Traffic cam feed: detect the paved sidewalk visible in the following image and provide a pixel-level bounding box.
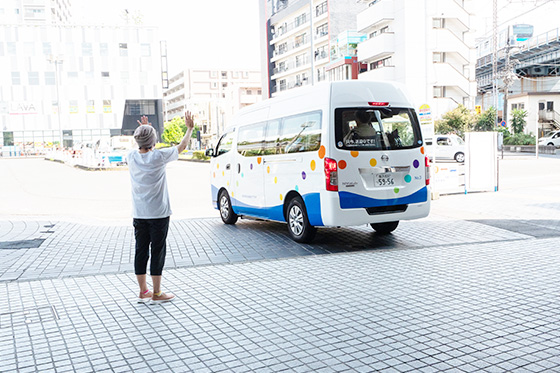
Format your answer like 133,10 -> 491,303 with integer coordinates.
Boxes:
1,237 -> 559,372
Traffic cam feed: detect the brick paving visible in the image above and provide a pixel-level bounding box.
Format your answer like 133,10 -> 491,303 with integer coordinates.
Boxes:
1,237 -> 559,372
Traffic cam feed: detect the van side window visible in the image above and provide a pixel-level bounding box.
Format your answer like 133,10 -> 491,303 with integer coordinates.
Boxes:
280,112 -> 322,154
263,120 -> 281,155
216,131 -> 235,156
237,123 -> 265,157
437,137 -> 451,146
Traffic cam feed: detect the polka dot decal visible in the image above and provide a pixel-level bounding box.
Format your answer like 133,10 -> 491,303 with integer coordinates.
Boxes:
394,188 -> 400,194
302,171 -> 307,180
227,181 -> 230,187
279,194 -> 283,201
241,172 -> 244,178
236,181 -> 239,187
222,171 -> 224,177
267,166 -> 270,174
310,160 -> 316,171
231,191 -> 234,197
351,151 -> 359,158
213,172 -> 215,178
338,160 -> 347,169
413,159 -> 420,168
318,145 -> 326,159
370,158 -> 377,167
257,157 -> 262,164
295,185 -> 299,192
217,163 -> 220,169
274,177 -> 278,184
404,175 -> 412,183
420,147 -> 425,155
250,164 -> 253,170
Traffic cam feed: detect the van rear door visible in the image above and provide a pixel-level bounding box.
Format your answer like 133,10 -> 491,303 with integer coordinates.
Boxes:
331,107 -> 428,209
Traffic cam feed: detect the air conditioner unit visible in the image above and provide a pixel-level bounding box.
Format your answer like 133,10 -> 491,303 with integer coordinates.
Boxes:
529,66 -> 549,76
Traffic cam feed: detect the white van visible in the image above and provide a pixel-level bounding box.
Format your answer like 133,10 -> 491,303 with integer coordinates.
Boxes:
205,81 -> 431,242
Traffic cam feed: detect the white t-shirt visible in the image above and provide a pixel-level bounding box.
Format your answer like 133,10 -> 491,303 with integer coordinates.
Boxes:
128,147 -> 179,219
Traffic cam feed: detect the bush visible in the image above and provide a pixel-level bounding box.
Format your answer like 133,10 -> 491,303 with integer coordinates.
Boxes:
503,133 -> 535,145
435,105 -> 471,137
192,150 -> 209,161
474,107 -> 497,131
511,109 -> 527,135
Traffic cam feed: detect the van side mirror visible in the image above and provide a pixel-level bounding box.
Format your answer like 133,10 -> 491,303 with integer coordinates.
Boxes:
205,148 -> 214,157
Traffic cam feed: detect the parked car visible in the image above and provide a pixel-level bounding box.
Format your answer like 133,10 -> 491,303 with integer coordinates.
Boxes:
425,134 -> 466,163
538,130 -> 560,147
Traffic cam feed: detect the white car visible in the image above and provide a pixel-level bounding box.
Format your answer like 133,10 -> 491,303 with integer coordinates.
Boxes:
538,130 -> 560,147
425,134 -> 466,163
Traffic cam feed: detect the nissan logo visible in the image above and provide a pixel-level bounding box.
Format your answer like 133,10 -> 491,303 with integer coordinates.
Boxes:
381,154 -> 389,162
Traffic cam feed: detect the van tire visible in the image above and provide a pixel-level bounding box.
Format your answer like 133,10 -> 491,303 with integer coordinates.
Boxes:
218,190 -> 238,225
287,197 -> 316,243
454,152 -> 465,163
370,221 -> 399,234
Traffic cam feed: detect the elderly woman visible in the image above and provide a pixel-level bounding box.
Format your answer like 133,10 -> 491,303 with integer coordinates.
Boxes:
129,112 -> 193,304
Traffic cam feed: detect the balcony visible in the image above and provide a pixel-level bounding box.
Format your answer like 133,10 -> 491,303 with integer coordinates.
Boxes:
432,63 -> 470,96
270,14 -> 310,45
358,66 -> 395,82
432,28 -> 471,64
357,0 -> 394,33
357,32 -> 395,62
434,0 -> 469,32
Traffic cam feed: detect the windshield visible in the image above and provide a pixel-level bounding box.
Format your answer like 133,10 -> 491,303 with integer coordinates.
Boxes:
335,107 -> 422,150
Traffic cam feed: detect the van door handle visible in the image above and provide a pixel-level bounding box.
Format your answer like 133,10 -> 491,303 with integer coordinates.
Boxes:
226,164 -> 230,170
237,164 -> 241,173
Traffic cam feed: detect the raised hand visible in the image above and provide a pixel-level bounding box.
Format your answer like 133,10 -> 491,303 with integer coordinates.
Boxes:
184,111 -> 194,130
137,115 -> 152,126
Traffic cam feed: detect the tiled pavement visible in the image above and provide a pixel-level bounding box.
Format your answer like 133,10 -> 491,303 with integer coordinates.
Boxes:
2,216 -> 557,282
1,236 -> 559,372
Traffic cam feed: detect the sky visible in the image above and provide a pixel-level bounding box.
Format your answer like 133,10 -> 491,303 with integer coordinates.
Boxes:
72,0 -> 560,76
73,0 -> 262,75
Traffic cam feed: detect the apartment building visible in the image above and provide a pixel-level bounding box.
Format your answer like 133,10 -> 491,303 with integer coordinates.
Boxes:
259,0 -> 366,97
0,24 -> 164,149
164,69 -> 262,147
356,0 -> 476,120
0,0 -> 73,25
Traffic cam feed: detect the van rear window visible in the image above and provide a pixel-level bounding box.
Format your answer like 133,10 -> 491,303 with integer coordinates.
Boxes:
335,108 -> 422,150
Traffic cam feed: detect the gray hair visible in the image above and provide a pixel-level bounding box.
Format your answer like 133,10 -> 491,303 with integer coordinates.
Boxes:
134,125 -> 157,149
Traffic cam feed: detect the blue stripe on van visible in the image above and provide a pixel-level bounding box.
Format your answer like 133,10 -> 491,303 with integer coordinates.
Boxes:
338,187 -> 428,209
230,193 -> 324,226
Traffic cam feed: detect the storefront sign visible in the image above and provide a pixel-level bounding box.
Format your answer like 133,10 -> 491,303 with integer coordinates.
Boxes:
418,104 -> 434,139
0,101 -> 39,115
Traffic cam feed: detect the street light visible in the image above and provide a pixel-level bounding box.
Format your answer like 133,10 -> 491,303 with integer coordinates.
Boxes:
47,54 -> 64,150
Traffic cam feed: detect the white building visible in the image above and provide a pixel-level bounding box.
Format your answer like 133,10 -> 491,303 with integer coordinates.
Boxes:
259,0 -> 366,98
356,0 -> 477,120
0,0 -> 73,25
163,68 -> 262,147
0,23 -> 164,149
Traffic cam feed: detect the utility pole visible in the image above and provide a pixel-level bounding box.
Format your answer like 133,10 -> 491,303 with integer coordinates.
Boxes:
309,0 -> 315,85
492,0 -> 498,126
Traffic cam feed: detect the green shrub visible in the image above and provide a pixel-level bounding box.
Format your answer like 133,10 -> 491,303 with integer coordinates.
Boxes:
503,133 -> 535,145
192,150 -> 209,161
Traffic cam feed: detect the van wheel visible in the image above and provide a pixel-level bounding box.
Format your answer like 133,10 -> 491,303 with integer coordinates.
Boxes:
287,197 -> 316,243
548,142 -> 554,146
219,190 -> 238,224
370,221 -> 399,234
454,152 -> 465,163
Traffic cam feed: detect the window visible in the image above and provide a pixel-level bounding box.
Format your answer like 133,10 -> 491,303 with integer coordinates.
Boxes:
316,23 -> 328,38
433,52 -> 445,63
547,101 -> 554,111
237,123 -> 265,157
28,72 -> 39,85
335,108 -> 421,150
519,103 -> 525,110
370,56 -> 392,70
103,100 -> 112,113
211,82 -> 218,89
246,90 -> 252,95
263,120 -> 281,155
369,31 -> 377,38
437,137 -> 452,146
69,100 -> 78,114
141,44 -> 151,56
119,43 -> 128,56
316,1 -> 327,16
221,71 -> 227,79
125,100 -> 156,115
43,42 -> 51,56
11,72 -> 21,85
101,71 -> 110,78
295,33 -> 307,47
210,70 -> 217,78
512,103 -> 518,110
215,131 -> 235,156
7,42 -> 16,55
87,100 -> 95,113
82,43 -> 92,56
295,13 -> 307,27
67,72 -> 78,79
433,86 -> 444,98
100,43 -> 108,56
45,72 -> 55,85
380,26 -> 389,34
280,112 -> 322,154
222,82 -> 228,88
433,18 -> 444,28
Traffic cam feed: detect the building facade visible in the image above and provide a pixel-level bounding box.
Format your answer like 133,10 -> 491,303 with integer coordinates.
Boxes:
163,68 -> 262,147
0,0 -> 73,25
259,0 -> 366,98
356,0 -> 476,121
0,23 -> 164,149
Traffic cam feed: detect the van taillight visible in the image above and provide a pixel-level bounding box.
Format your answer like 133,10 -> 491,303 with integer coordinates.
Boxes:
425,156 -> 430,186
324,157 -> 338,192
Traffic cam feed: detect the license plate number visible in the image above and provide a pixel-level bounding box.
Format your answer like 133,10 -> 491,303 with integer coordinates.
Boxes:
375,173 -> 395,187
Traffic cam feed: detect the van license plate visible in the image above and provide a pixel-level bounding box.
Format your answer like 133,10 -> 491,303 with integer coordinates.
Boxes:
375,173 -> 395,187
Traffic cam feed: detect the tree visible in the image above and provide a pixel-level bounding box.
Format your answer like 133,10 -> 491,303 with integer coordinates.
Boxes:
474,107 -> 497,131
435,105 -> 472,137
511,108 -> 527,135
161,116 -> 186,144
